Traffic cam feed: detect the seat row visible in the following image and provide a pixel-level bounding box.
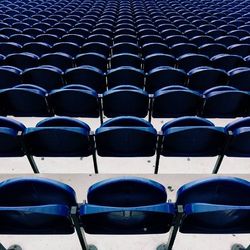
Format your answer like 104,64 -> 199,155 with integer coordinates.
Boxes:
0,176 -> 249,250
1,50 -> 250,73
1,84 -> 250,120
1,65 -> 250,93
1,115 -> 250,174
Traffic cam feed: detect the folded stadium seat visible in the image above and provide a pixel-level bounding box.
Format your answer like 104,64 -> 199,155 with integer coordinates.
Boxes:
141,43 -> 169,57
67,28 -> 90,37
103,85 -> 149,118
23,117 -> 98,173
60,34 -> 85,46
170,43 -> 198,57
190,35 -> 214,47
198,43 -> 228,58
109,53 -> 142,69
228,44 -> 250,58
46,28 -> 66,37
144,53 -> 176,73
23,28 -> 44,37
178,24 -> 197,33
146,66 -> 187,93
75,53 -> 107,72
0,28 -> 21,36
188,66 -> 228,91
80,177 -> 175,237
49,85 -> 100,118
228,67 -> 250,91
228,30 -> 250,39
211,54 -> 244,72
52,42 -> 80,58
139,35 -> 164,46
177,53 -> 210,72
95,116 -> 157,158
238,24 -> 250,32
161,28 -> 182,38
22,42 -> 51,57
113,34 -> 138,44
82,42 -> 110,58
92,28 -> 113,37
0,84 -> 51,116
53,23 -> 72,32
240,36 -> 250,43
43,18 -> 59,26
206,29 -> 227,39
22,66 -> 63,91
162,177 -> 250,250
138,28 -> 159,37
87,34 -> 112,46
9,34 -> 35,46
64,66 -> 106,93
0,43 -> 22,56
39,53 -> 73,72
154,116 -> 227,174
0,177 -> 78,235
5,53 -> 39,70
0,34 -> 8,43
112,42 -> 139,56
0,116 -> 25,157
0,66 -> 22,89
152,86 -> 202,118
183,29 -> 204,39
202,86 -> 249,118
35,34 -> 59,46
107,66 -> 144,89
165,35 -> 189,47
32,23 -> 51,31
22,18 -> 39,26
215,35 -> 240,47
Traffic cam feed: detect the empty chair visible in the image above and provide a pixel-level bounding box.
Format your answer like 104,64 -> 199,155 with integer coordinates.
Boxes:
0,66 -> 22,89
166,35 -> 189,47
164,177 -> 250,250
215,35 -> 239,47
225,117 -> 250,157
0,117 -> 25,157
53,42 -> 80,57
152,86 -> 202,118
0,84 -> 50,116
23,42 -> 51,57
75,53 -> 107,72
95,116 -> 157,157
109,53 -> 142,69
107,66 -> 144,88
141,43 -> 168,57
112,42 -> 139,55
154,116 -> 227,173
80,177 -> 175,234
199,43 -> 227,58
22,66 -> 63,91
228,67 -> 250,91
144,53 -> 176,73
188,66 -> 228,91
9,34 -> 34,45
46,28 -> 66,37
228,44 -> 250,57
61,34 -> 85,46
49,85 -> 100,118
103,85 -> 149,117
170,43 -> 198,57
146,66 -> 187,93
82,42 -> 110,58
5,53 -> 39,70
35,34 -> 59,46
202,86 -> 249,118
177,53 -> 210,72
39,53 -> 73,71
140,35 -> 163,46
23,28 -> 44,37
113,34 -> 138,44
211,54 -> 244,71
0,43 -> 22,56
0,177 -> 77,234
64,66 -> 106,93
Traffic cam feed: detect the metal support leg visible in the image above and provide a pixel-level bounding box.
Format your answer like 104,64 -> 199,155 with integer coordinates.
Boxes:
98,94 -> 103,125
157,206 -> 184,250
148,94 -> 153,123
90,134 -> 98,174
154,133 -> 163,174
71,206 -> 89,250
26,154 -> 40,173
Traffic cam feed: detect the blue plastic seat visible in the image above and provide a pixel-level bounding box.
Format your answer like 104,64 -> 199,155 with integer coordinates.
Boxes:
24,117 -> 93,157
188,66 -> 228,91
0,117 -> 25,157
80,177 -> 175,234
103,85 -> 149,117
228,67 -> 250,91
107,66 -> 144,88
225,117 -> 250,157
0,177 -> 77,234
202,86 -> 249,118
199,43 -> 227,58
49,85 -> 100,118
215,35 -> 239,47
112,42 -> 139,55
114,34 -> 138,44
228,44 -> 250,57
53,42 -> 80,57
142,43 -> 169,57
82,42 -> 110,57
35,34 -> 59,46
64,66 -> 106,93
0,42 -> 22,56
5,53 -> 39,70
61,34 -> 85,46
152,86 -> 202,118
23,42 -> 51,57
109,53 -> 141,69
75,53 -> 107,72
0,84 -> 50,116
96,116 -> 157,157
146,66 -> 187,93
39,53 -> 73,71
0,66 -> 22,89
211,54 -> 244,71
9,34 -> 34,45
